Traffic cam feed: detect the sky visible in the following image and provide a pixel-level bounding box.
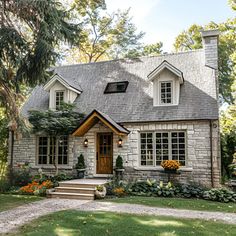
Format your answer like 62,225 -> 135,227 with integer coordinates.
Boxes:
106,0 -> 235,52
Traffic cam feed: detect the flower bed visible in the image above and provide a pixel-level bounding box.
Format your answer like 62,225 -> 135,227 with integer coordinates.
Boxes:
105,179 -> 236,203
19,180 -> 53,196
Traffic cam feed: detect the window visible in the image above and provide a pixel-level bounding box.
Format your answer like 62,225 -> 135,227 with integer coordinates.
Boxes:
140,131 -> 186,166
160,81 -> 172,104
55,91 -> 64,110
37,136 -> 68,165
104,81 -> 129,94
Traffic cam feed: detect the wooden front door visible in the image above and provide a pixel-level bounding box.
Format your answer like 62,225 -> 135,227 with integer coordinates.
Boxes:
96,133 -> 113,174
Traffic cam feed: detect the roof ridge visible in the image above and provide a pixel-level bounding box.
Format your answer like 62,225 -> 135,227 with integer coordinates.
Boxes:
54,49 -> 204,69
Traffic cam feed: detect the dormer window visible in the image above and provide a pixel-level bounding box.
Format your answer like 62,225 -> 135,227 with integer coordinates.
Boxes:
160,81 -> 172,104
147,60 -> 184,106
55,91 -> 64,110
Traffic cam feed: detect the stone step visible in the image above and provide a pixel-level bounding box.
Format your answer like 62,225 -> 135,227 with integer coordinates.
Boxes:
55,186 -> 95,194
59,183 -> 98,189
50,192 -> 94,200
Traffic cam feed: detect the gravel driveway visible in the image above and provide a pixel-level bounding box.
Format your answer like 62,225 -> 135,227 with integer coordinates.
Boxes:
0,199 -> 236,234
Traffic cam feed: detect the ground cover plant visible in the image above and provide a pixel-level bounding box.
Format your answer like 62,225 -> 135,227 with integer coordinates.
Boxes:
105,179 -> 236,203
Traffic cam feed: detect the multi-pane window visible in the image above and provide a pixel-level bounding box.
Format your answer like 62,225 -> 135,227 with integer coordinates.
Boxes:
37,136 -> 68,165
140,131 -> 186,166
160,82 -> 172,104
55,91 -> 64,110
140,133 -> 153,166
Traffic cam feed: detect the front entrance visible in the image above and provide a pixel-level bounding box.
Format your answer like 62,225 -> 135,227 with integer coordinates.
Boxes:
96,133 -> 113,174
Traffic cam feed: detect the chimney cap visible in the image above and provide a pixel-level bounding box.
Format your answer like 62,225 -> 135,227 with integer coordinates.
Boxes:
201,29 -> 220,38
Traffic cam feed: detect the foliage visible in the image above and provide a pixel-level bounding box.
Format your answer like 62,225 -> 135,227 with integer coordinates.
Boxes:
76,154 -> 86,169
29,103 -> 84,136
0,0 -> 79,129
220,107 -> 236,178
156,181 -> 175,197
115,155 -> 124,169
175,184 -> 206,198
113,187 -> 126,197
203,188 -> 236,203
66,0 -> 145,63
33,173 -> 74,188
10,165 -> 32,187
161,160 -> 180,170
96,185 -> 104,192
105,179 -> 236,203
174,19 -> 236,104
19,180 -> 53,196
0,112 -> 8,162
0,179 -> 11,193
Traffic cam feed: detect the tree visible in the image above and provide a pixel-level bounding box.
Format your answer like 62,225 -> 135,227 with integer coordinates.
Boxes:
220,104 -> 236,178
0,0 -> 79,182
124,42 -> 163,58
174,20 -> 236,104
29,103 -> 84,174
65,0 -> 144,63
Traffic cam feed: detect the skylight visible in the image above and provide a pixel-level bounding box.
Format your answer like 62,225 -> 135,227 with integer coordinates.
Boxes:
104,81 -> 129,94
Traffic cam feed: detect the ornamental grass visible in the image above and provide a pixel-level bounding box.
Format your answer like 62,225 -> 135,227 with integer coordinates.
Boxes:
161,160 -> 180,170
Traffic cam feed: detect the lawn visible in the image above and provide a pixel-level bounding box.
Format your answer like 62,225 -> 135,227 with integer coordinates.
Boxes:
0,194 -> 42,212
104,196 -> 236,213
11,210 -> 236,236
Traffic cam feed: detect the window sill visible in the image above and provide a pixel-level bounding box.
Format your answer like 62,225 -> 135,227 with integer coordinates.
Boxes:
32,165 -> 73,170
134,166 -> 193,172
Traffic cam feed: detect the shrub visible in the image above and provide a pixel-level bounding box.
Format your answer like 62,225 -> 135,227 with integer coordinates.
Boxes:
76,154 -> 86,169
11,166 -> 32,187
176,184 -> 206,198
203,188 -> 236,203
129,179 -> 158,196
156,181 -> 175,197
113,187 -> 126,197
0,178 -> 11,193
115,155 -> 124,169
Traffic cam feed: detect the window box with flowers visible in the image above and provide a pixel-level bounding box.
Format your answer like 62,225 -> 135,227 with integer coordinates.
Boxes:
161,160 -> 181,174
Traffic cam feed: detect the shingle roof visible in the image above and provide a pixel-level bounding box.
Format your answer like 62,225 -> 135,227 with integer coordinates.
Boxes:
22,49 -> 219,123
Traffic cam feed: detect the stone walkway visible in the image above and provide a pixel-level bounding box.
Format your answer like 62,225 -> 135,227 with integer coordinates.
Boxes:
0,199 -> 236,234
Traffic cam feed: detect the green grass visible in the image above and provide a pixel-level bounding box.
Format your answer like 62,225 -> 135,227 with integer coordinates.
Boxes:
11,210 -> 236,236
0,194 -> 42,212
104,196 -> 236,213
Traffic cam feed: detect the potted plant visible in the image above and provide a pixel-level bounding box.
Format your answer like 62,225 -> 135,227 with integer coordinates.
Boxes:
95,185 -> 107,199
114,155 -> 125,179
161,160 -> 180,173
75,154 -> 86,179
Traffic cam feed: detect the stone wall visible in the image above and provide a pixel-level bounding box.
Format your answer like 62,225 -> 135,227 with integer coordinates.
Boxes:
9,119 -> 220,187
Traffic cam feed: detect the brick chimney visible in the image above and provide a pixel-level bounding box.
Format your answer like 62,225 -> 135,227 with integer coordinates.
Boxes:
201,29 -> 220,70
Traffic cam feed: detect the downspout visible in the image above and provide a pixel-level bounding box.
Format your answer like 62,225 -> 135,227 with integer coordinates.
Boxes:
209,120 -> 214,187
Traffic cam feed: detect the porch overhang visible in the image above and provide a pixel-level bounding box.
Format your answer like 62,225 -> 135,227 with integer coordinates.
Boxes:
72,110 -> 130,136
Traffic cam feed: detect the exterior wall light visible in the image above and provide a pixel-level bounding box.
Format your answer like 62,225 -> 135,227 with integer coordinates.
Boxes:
118,138 -> 123,147
84,139 -> 88,147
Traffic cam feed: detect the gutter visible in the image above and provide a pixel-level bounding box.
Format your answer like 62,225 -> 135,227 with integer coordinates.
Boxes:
209,120 -> 214,187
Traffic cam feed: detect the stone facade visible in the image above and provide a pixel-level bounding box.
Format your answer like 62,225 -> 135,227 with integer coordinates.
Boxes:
10,119 -> 220,187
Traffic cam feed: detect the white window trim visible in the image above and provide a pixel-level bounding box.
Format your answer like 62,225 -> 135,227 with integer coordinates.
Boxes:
159,81 -> 173,105
55,90 -> 65,110
139,130 -> 187,167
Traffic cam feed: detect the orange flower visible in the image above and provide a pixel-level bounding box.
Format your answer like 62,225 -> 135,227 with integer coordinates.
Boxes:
161,160 -> 180,170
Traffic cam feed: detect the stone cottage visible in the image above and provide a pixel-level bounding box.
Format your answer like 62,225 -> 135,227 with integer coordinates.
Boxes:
10,30 -> 221,188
